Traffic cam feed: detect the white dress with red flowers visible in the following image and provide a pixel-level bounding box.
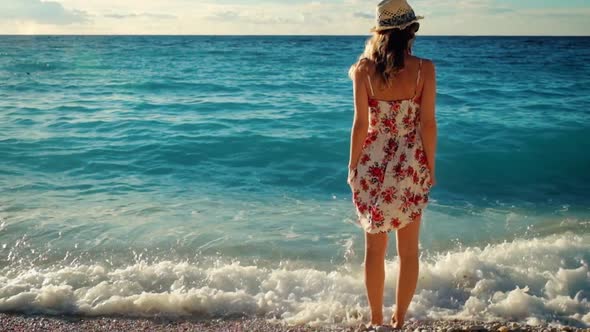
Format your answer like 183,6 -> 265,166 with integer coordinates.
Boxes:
348,59 -> 433,233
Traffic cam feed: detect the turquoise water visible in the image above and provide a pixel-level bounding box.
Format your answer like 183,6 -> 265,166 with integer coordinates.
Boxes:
0,36 -> 589,327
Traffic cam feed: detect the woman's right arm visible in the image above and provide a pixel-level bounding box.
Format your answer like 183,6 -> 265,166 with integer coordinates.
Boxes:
348,66 -> 370,177
419,60 -> 438,186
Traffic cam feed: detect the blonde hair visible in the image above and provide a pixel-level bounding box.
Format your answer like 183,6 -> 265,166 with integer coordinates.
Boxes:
349,23 -> 419,84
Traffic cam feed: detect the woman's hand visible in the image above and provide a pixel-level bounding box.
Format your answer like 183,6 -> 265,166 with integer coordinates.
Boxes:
428,167 -> 436,187
347,165 -> 357,185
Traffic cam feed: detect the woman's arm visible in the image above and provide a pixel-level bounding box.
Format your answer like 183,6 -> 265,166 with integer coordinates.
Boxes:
419,60 -> 437,186
348,66 -> 370,174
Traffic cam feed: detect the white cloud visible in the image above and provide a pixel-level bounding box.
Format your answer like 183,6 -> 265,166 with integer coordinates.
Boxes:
0,0 -> 587,35
0,0 -> 88,25
353,12 -> 374,19
103,13 -> 176,20
205,10 -> 306,25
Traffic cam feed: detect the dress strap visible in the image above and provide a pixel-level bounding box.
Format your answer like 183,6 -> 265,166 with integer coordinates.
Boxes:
366,74 -> 375,97
413,59 -> 423,98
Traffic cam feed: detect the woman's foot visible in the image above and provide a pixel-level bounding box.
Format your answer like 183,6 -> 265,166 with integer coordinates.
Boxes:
357,323 -> 376,332
357,323 -> 394,332
390,315 -> 403,329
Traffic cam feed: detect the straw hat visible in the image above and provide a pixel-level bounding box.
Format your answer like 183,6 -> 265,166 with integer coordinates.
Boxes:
370,0 -> 424,32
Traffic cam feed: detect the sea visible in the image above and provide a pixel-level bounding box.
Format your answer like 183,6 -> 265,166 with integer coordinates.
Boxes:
0,36 -> 589,328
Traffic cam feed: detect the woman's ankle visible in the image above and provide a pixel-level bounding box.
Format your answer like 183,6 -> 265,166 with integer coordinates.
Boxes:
370,312 -> 384,325
391,312 -> 404,328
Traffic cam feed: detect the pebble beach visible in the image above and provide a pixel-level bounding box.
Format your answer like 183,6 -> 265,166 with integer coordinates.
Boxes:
1,314 -> 588,332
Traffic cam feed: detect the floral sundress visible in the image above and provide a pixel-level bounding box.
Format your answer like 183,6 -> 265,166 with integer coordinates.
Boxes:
348,59 -> 433,233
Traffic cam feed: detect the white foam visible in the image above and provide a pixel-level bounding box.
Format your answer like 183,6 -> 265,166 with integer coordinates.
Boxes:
0,232 -> 588,328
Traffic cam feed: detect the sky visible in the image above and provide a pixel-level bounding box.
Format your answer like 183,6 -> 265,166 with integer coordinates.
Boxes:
0,0 -> 588,36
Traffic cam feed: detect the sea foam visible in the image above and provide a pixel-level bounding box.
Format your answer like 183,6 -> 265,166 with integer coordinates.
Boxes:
1,232 -> 588,328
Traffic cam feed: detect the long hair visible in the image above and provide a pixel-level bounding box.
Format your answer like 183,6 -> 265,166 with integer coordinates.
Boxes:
349,23 -> 419,84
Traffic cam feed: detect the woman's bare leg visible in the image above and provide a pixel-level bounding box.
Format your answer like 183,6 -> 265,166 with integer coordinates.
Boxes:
392,216 -> 421,328
364,231 -> 388,326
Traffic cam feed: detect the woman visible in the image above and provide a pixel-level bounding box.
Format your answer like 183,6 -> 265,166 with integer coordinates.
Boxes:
347,0 -> 437,330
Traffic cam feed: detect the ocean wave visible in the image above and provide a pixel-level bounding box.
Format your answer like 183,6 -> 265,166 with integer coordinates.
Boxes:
1,233 -> 588,327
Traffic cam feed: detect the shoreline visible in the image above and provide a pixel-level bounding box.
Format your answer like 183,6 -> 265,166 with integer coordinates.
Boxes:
0,313 -> 586,332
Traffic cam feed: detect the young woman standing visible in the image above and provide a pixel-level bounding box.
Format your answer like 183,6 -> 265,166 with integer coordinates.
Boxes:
347,0 -> 437,330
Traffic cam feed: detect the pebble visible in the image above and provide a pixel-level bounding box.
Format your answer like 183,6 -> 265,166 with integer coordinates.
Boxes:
0,314 -> 588,332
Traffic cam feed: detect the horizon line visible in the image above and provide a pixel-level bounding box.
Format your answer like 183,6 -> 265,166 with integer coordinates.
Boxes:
0,34 -> 589,37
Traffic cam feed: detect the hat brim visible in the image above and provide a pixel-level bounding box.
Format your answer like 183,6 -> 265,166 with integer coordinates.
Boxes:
370,16 -> 424,32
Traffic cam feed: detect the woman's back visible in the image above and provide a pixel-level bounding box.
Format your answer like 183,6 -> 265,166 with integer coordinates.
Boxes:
363,56 -> 425,102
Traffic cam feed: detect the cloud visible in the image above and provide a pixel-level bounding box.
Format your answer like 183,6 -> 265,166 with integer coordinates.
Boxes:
520,7 -> 590,18
202,2 -> 338,28
353,12 -> 373,19
103,12 -> 176,20
0,0 -> 587,35
0,0 -> 88,25
205,10 -> 305,25
413,0 -> 514,16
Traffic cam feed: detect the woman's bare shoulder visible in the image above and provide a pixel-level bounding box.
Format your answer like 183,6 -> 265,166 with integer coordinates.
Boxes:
411,56 -> 435,78
353,58 -> 376,77
409,55 -> 433,66
417,57 -> 435,70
